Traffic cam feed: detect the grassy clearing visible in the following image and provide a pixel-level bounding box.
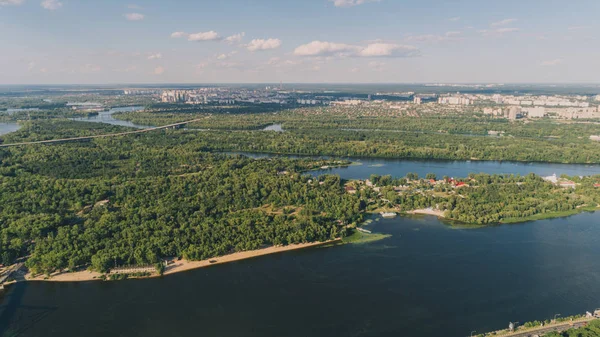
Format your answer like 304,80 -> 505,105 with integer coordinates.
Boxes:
342,230 -> 391,244
500,206 -> 598,224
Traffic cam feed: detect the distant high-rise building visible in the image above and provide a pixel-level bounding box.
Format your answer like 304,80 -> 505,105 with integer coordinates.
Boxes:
413,97 -> 422,105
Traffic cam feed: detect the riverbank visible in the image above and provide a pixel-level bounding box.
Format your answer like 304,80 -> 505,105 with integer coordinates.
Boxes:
23,240 -> 340,283
406,208 -> 446,218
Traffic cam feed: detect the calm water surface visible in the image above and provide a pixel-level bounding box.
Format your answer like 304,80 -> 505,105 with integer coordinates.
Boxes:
71,106 -> 150,129
0,123 -> 21,136
2,213 -> 600,337
233,152 -> 600,179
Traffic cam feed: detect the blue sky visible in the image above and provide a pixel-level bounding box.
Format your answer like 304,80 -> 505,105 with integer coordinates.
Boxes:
1,0 -> 599,84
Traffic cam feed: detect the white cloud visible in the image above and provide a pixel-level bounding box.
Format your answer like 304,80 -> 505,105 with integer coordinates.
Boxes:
41,0 -> 62,10
293,41 -> 357,56
267,57 -> 302,68
330,0 -> 378,7
358,43 -> 419,57
216,51 -> 238,60
445,31 -> 461,37
224,32 -> 245,44
541,59 -> 562,66
479,28 -> 520,36
448,17 -> 461,22
495,27 -> 519,33
171,31 -> 187,39
246,38 -> 282,51
0,0 -> 23,6
567,26 -> 588,31
127,4 -> 141,9
491,18 -> 517,27
294,40 -> 419,58
153,66 -> 165,75
147,53 -> 162,60
125,13 -> 145,21
188,31 -> 221,41
27,61 -> 36,71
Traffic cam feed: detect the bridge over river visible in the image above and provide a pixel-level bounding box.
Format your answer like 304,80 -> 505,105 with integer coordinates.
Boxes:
0,118 -> 203,148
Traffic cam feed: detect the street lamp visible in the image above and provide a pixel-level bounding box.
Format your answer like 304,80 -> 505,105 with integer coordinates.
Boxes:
470,331 -> 476,337
554,314 -> 561,323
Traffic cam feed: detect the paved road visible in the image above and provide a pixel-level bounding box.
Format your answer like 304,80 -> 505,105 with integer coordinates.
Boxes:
499,319 -> 596,337
0,118 -> 203,148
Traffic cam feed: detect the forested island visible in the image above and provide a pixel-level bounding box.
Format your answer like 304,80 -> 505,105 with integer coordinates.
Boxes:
109,105 -> 600,164
1,118 -> 600,281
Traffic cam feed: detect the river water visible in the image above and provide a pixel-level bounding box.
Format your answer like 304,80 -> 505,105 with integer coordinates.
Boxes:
2,212 -> 600,337
70,106 -> 150,129
232,152 -> 600,179
0,123 -> 21,136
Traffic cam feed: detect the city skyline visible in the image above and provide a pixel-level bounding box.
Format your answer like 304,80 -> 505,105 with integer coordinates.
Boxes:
1,0 -> 599,84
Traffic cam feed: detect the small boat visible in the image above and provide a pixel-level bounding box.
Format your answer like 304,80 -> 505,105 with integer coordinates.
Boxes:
357,228 -> 372,234
380,212 -> 397,218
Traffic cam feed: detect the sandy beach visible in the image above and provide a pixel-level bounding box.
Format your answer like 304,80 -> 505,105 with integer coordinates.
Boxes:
407,208 -> 446,217
24,240 -> 339,283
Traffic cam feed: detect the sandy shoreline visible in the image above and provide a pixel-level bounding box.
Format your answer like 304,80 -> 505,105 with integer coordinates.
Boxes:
24,240 -> 340,283
407,208 -> 446,217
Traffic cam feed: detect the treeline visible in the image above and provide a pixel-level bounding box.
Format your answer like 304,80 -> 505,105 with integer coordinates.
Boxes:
184,128 -> 600,164
112,106 -> 600,140
361,173 -> 600,224
0,121 -> 364,274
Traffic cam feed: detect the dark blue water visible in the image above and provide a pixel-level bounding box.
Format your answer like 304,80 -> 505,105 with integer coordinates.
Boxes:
2,213 -> 600,337
232,152 -> 600,179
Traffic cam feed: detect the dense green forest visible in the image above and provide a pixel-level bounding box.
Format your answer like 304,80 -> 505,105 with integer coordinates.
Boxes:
0,121 -> 363,275
2,118 -> 600,276
108,106 -> 600,164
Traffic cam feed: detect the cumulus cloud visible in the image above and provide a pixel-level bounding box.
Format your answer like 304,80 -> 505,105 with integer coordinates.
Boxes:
41,0 -> 62,10
0,0 -> 23,6
293,41 -> 357,56
224,32 -> 245,44
491,18 -> 517,27
358,43 -> 419,57
125,13 -> 145,21
170,31 -> 187,39
294,40 -> 419,58
541,59 -> 562,66
153,66 -> 165,75
246,38 -> 282,51
188,31 -> 221,41
330,0 -> 378,7
147,53 -> 162,60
